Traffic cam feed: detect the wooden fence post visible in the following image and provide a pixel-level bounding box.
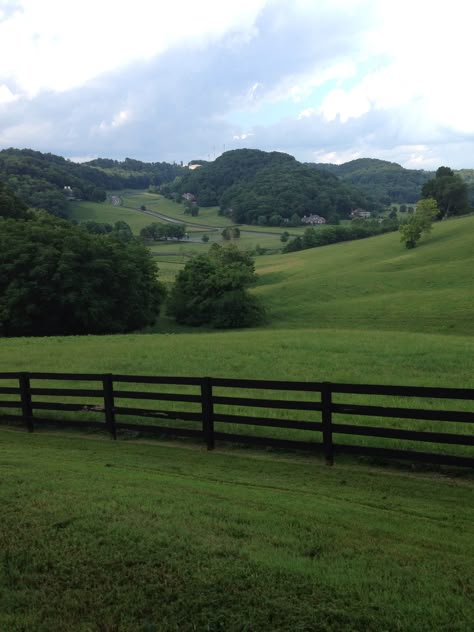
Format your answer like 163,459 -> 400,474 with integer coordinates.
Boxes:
19,373 -> 34,433
201,377 -> 215,450
103,374 -> 117,440
321,382 -> 334,465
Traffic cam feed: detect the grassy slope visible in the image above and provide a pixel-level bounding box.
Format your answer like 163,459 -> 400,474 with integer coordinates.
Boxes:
67,192 -> 305,257
256,214 -> 474,336
1,429 -> 473,632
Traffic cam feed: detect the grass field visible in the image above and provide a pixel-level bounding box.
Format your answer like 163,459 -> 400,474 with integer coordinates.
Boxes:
1,428 -> 473,631
1,206 -> 473,630
255,213 -> 474,336
66,191 -> 307,270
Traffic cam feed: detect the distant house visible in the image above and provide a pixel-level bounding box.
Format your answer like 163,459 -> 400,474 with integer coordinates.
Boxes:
301,214 -> 327,225
188,164 -> 202,170
182,193 -> 196,202
63,186 -> 75,200
351,208 -> 371,219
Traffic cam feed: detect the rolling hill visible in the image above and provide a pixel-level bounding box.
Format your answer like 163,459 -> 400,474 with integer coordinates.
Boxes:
172,148 -> 374,224
311,158 -> 431,205
256,213 -> 474,336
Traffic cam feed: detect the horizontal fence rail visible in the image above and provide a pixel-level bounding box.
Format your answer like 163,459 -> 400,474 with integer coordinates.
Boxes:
0,372 -> 473,468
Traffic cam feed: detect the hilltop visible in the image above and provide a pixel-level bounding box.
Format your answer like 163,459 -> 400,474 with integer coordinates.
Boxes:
171,148 -> 374,224
311,158 -> 431,205
312,157 -> 474,208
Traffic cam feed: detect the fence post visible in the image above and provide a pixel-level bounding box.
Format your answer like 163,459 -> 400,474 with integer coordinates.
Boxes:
103,374 -> 117,440
321,382 -> 334,465
19,373 -> 34,433
201,377 -> 215,450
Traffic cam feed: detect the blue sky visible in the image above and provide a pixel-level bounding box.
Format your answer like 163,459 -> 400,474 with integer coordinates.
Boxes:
1,0 -> 473,168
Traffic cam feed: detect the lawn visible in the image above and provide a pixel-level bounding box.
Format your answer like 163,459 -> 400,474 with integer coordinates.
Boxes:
0,428 -> 472,631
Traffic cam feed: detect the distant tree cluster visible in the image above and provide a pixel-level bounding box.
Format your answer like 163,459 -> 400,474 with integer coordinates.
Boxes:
421,167 -> 469,218
222,226 -> 240,240
312,158 -> 431,206
80,220 -> 134,242
139,222 -> 186,241
167,244 -> 266,328
283,219 -> 399,253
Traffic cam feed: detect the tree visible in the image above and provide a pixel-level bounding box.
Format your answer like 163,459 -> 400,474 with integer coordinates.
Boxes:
167,244 -> 265,328
0,180 -> 29,219
222,227 -> 240,240
422,167 -> 469,218
399,198 -> 439,248
0,216 -> 165,336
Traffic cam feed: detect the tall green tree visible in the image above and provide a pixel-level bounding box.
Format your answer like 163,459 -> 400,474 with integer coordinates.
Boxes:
167,244 -> 265,328
421,167 -> 469,218
399,198 -> 439,248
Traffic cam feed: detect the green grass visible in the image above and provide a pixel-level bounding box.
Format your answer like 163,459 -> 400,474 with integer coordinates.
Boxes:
1,428 -> 473,631
255,214 -> 474,336
67,199 -> 156,234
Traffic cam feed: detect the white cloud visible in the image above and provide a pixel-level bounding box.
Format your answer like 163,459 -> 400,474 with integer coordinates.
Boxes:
233,133 -> 254,140
0,0 -> 473,169
0,0 -> 268,96
0,84 -> 18,104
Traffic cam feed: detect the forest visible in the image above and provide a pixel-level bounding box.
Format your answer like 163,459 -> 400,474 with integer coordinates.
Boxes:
170,149 -> 374,224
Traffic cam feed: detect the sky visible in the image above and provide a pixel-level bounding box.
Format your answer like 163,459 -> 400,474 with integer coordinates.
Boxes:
1,0 -> 473,169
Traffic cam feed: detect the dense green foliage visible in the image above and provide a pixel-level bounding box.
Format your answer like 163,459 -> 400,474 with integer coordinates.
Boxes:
312,158 -> 431,205
0,215 -> 165,336
0,180 -> 29,220
172,149 -> 373,224
79,219 -> 134,242
0,148 -> 110,216
167,244 -> 265,328
422,166 -> 470,218
283,218 -> 398,252
84,156 -> 184,188
0,148 -> 183,217
399,198 -> 439,248
139,222 -> 186,241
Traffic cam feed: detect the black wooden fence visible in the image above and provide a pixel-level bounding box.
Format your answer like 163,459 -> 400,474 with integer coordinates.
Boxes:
1,372 -> 473,468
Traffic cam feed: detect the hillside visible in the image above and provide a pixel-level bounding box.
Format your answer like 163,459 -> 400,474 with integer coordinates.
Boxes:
0,149 -> 182,216
172,148 -> 374,224
311,158 -> 431,205
255,213 -> 474,336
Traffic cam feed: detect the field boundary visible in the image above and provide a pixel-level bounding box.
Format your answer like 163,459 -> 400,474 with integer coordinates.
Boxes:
1,372 -> 473,468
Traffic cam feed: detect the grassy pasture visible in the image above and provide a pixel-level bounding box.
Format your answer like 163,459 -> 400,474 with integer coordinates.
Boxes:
67,199 -> 154,235
1,327 -> 473,458
255,213 -> 474,336
1,214 -> 473,455
0,428 -> 473,631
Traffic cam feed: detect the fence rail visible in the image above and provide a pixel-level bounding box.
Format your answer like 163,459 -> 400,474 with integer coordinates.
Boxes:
0,372 -> 473,468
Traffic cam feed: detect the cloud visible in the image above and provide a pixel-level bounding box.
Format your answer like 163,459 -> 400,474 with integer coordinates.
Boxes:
0,0 -> 473,169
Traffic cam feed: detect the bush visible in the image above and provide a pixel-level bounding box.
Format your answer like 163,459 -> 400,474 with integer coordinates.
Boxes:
167,244 -> 265,328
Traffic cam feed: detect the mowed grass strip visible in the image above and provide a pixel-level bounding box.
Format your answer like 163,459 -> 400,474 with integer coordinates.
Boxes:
0,428 -> 473,632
